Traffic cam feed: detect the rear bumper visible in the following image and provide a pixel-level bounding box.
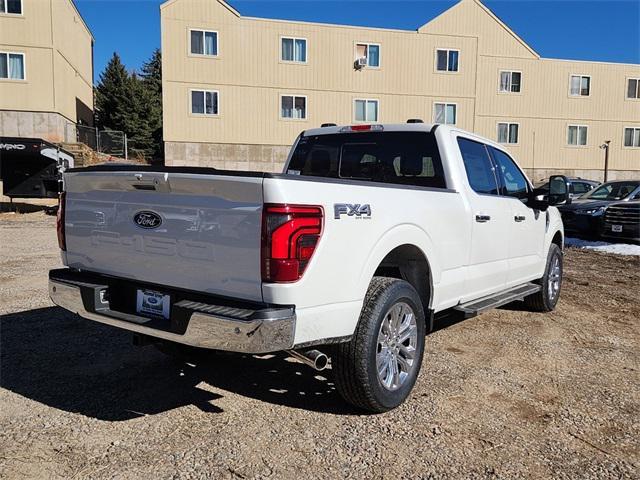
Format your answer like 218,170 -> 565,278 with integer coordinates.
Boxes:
49,269 -> 296,354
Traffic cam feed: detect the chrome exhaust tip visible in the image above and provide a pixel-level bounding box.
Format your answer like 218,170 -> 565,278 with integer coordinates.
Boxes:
287,349 -> 329,371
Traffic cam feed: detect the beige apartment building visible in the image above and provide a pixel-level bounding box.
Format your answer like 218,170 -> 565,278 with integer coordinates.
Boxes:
0,0 -> 94,143
161,0 -> 640,180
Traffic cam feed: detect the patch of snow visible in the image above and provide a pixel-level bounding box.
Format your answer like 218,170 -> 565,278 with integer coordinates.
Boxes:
565,237 -> 640,256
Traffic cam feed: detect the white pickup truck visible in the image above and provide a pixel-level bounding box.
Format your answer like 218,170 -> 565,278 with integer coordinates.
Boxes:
50,123 -> 570,412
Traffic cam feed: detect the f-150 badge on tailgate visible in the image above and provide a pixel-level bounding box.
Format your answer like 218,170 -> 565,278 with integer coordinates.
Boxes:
334,204 -> 372,220
133,211 -> 163,229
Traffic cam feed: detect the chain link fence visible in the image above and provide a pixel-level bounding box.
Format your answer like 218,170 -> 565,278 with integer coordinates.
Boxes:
98,130 -> 127,158
65,123 -> 128,159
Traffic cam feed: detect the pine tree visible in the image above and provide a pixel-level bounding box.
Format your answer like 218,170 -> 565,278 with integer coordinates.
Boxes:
126,72 -> 155,158
94,50 -> 164,162
94,53 -> 131,132
140,49 -> 163,161
141,49 -> 162,98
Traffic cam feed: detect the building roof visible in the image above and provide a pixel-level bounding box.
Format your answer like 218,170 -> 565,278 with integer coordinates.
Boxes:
418,0 -> 539,58
160,0 -> 640,65
160,0 -> 239,17
161,0 -> 537,52
70,0 -> 95,42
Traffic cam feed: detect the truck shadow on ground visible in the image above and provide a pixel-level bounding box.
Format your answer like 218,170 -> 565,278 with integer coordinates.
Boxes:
0,307 -> 356,421
0,202 -> 56,214
430,299 -> 542,332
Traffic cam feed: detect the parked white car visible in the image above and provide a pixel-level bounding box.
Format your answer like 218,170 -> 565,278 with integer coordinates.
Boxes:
50,123 -> 568,412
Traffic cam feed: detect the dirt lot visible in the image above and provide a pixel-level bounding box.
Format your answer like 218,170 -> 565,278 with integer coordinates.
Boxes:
1,211 -> 638,479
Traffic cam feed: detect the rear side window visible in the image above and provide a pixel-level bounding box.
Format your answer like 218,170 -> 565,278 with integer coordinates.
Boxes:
287,132 -> 446,188
457,137 -> 499,195
489,147 -> 529,199
572,182 -> 590,195
587,182 -> 640,200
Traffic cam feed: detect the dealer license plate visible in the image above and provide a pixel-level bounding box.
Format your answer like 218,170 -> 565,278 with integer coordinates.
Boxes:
136,289 -> 170,319
612,225 -> 623,233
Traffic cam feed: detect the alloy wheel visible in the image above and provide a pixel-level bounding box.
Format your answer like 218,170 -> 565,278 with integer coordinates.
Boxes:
376,302 -> 418,391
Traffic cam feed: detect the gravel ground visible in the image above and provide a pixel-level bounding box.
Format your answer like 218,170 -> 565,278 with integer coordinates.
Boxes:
1,211 -> 638,479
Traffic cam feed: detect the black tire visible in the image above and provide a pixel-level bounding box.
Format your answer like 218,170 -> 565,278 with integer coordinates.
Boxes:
332,277 -> 426,413
525,243 -> 563,312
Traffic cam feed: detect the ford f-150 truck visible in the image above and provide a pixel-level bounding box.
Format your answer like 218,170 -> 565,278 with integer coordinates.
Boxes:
49,123 -> 570,412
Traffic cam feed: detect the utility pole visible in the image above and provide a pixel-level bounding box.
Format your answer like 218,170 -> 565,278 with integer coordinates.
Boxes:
600,141 -> 611,182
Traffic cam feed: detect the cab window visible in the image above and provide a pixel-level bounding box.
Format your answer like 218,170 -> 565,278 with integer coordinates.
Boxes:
489,147 -> 529,199
457,137 -> 500,195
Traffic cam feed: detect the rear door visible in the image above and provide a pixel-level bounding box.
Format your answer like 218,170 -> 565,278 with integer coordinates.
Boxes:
63,169 -> 265,302
457,137 -> 510,300
489,147 -> 545,285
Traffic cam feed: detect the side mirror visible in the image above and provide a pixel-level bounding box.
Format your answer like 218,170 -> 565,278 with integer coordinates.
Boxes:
548,175 -> 571,206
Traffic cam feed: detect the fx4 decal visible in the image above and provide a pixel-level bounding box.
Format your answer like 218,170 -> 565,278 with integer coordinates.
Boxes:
334,204 -> 372,220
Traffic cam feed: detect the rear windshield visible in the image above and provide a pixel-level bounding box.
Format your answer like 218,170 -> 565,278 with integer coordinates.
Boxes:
287,131 -> 447,189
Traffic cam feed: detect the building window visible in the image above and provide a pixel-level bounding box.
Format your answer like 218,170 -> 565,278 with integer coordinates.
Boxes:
567,125 -> 588,146
281,95 -> 306,119
354,99 -> 378,122
627,78 -> 640,99
355,43 -> 380,67
624,127 -> 640,147
436,49 -> 459,72
190,30 -> 218,56
434,103 -> 456,125
497,123 -> 519,144
569,75 -> 590,96
191,90 -> 219,115
499,71 -> 521,93
0,0 -> 22,14
281,37 -> 306,63
0,52 -> 25,80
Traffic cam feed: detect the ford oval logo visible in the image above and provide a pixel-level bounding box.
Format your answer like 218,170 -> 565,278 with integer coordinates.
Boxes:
134,211 -> 162,229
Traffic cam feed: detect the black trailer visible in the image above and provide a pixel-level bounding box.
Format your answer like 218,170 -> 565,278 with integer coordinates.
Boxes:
0,137 -> 74,199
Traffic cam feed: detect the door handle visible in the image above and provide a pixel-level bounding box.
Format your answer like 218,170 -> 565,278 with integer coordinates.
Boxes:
475,214 -> 491,223
514,215 -> 526,222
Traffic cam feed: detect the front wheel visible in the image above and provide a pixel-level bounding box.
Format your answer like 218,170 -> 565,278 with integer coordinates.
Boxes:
525,243 -> 563,312
332,277 -> 426,413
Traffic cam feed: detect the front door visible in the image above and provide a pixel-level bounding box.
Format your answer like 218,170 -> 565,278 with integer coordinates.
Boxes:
507,199 -> 546,284
489,146 -> 545,285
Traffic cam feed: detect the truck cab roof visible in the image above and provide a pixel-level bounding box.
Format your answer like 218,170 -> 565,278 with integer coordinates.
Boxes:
301,123 -> 507,152
303,122 -> 439,137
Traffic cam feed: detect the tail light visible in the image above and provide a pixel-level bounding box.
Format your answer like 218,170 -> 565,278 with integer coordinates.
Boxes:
56,192 -> 66,251
340,124 -> 384,132
262,204 -> 323,282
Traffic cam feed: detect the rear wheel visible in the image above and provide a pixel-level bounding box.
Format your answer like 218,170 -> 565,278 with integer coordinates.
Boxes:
332,277 -> 426,413
525,243 -> 563,312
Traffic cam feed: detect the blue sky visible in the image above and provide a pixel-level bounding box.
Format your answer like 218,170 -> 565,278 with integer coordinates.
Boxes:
76,0 -> 640,81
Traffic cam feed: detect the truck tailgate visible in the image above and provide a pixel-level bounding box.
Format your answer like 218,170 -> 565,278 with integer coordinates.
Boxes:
63,169 -> 265,302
